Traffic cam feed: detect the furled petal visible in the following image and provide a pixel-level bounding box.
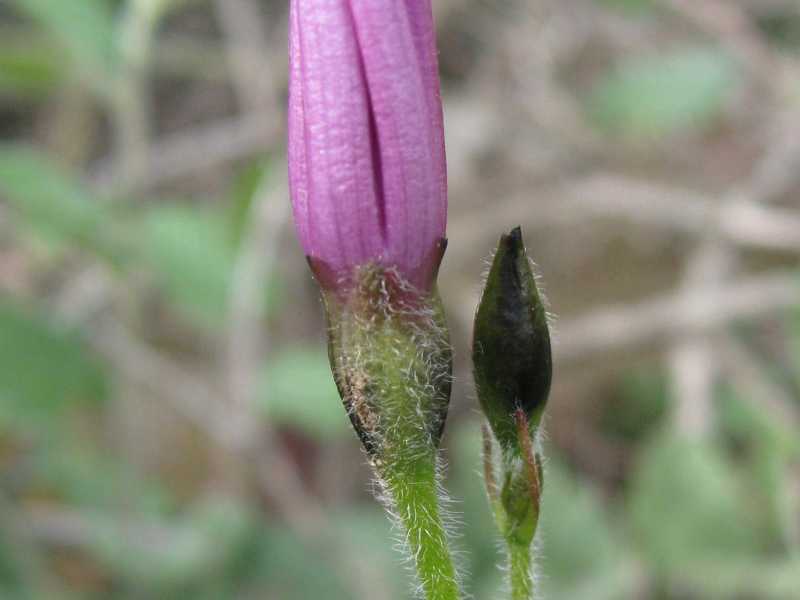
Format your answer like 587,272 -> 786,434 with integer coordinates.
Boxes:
288,0 -> 383,274
288,0 -> 447,292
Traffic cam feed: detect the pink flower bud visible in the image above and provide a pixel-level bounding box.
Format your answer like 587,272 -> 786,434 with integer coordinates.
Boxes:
288,0 -> 447,294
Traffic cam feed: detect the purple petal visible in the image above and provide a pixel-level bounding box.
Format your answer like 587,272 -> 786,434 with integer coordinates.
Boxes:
289,0 -> 383,273
288,0 -> 447,291
405,0 -> 448,245
349,0 -> 447,280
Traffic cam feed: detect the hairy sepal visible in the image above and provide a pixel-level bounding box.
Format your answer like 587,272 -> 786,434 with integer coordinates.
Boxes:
323,262 -> 452,463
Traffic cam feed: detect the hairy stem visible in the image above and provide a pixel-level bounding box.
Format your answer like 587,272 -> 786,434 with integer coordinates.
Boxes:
385,457 -> 460,600
323,268 -> 459,599
509,542 -> 533,600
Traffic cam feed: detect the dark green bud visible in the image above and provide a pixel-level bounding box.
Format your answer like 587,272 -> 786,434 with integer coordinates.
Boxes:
472,226 -> 552,453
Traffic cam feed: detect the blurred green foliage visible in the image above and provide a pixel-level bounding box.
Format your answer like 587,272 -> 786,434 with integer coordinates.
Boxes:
14,0 -> 115,63
0,147 -> 122,258
258,348 -> 349,439
140,205 -> 237,326
0,299 -> 108,436
588,47 -> 737,138
757,9 -> 800,53
0,35 -> 64,98
599,0 -> 655,16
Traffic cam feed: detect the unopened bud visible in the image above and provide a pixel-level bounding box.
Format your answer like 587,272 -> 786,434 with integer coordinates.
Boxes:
472,226 -> 552,454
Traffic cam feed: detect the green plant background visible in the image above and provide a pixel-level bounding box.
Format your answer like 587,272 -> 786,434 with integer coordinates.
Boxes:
1,0 -> 800,598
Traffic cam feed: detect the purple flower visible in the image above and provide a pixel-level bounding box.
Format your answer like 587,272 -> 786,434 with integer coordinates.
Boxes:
288,0 -> 447,294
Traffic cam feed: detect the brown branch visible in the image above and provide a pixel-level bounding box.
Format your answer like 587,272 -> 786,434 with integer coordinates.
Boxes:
554,270 -> 799,364
452,175 -> 800,255
90,113 -> 280,192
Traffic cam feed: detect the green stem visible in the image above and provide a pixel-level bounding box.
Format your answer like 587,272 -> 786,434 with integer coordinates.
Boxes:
509,542 -> 534,600
324,270 -> 459,599
386,457 -> 460,600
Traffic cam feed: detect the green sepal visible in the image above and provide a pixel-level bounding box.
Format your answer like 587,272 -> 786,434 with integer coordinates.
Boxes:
486,412 -> 543,549
321,262 -> 452,461
498,454 -> 541,547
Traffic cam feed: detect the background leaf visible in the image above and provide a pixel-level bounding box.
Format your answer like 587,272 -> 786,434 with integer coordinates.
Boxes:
629,433 -> 760,576
8,0 -> 116,77
258,349 -> 348,438
0,299 -> 108,435
0,146 -> 123,260
588,47 -> 737,137
0,35 -> 63,97
539,460 -> 624,598
137,205 -> 235,328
